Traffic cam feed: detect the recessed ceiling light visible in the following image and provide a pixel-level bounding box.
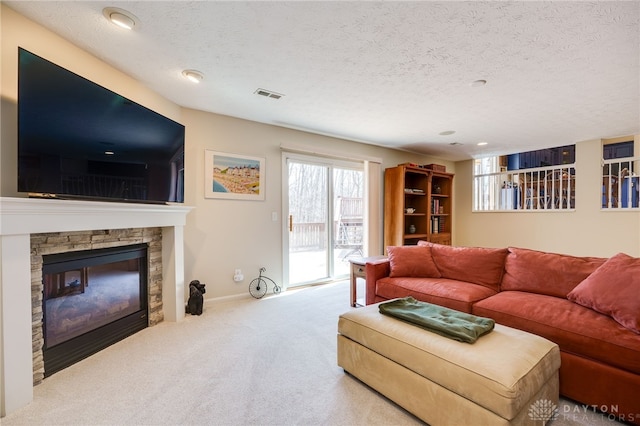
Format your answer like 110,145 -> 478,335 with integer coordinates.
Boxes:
104,151 -> 115,155
477,142 -> 488,146
182,70 -> 204,83
103,7 -> 139,30
439,130 -> 456,136
470,79 -> 487,87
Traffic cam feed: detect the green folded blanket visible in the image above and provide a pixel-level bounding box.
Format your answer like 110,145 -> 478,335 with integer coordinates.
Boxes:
379,297 -> 495,343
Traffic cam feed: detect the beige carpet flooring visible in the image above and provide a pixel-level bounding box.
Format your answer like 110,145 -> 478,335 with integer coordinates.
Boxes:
3,280 -> 624,425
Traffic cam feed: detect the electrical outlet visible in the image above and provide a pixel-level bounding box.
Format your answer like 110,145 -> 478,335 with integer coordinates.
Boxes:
233,269 -> 244,282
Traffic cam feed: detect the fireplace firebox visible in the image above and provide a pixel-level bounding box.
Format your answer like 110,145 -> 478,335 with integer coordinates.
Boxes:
42,243 -> 149,376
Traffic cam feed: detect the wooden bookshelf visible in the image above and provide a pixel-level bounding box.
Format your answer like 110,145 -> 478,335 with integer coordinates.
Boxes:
384,165 -> 453,249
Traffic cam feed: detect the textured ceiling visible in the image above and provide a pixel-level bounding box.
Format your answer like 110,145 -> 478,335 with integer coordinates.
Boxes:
6,1 -> 640,161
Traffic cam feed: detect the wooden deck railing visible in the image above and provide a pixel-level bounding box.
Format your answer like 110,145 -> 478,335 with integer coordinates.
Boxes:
290,220 -> 364,252
290,197 -> 364,252
290,222 -> 326,252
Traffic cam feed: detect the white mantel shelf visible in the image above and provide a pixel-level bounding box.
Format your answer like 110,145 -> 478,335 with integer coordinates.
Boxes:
0,196 -> 193,235
0,196 -> 194,417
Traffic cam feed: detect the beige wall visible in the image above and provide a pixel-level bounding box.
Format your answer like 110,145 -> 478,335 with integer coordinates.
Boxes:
1,5 -> 448,299
454,137 -> 640,257
181,109 -> 450,297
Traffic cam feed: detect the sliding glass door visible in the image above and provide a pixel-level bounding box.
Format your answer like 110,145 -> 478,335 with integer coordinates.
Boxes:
284,154 -> 364,287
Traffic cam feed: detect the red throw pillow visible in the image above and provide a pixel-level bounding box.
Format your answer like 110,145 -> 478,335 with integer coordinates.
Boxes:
387,245 -> 441,278
502,247 -> 605,298
419,241 -> 507,292
567,253 -> 640,334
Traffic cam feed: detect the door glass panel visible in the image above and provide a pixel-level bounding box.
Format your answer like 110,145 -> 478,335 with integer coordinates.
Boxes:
333,167 -> 364,277
288,161 -> 329,286
285,156 -> 365,286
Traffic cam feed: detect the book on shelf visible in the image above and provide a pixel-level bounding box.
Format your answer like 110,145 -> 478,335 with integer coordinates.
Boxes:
431,199 -> 440,214
431,216 -> 446,234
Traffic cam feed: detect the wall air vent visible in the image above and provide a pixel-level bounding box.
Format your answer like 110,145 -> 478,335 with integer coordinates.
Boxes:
254,88 -> 284,100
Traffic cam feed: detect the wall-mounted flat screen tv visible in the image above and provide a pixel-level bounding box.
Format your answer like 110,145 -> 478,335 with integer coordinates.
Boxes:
18,48 -> 185,204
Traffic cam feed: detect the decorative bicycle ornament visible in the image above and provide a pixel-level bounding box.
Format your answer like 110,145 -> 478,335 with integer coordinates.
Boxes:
249,267 -> 281,299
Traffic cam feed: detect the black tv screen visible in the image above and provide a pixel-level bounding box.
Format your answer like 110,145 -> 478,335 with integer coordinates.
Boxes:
18,48 -> 185,204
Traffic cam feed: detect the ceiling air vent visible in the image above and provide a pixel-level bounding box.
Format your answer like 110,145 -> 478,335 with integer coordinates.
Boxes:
254,88 -> 284,100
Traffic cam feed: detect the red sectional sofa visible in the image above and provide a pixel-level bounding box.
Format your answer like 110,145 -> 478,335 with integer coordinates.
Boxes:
365,243 -> 640,424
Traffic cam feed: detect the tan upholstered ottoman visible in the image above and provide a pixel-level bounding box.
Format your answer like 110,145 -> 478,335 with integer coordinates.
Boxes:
337,302 -> 561,425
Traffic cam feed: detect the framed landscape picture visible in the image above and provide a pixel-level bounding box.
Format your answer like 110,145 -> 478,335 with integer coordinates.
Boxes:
204,150 -> 265,200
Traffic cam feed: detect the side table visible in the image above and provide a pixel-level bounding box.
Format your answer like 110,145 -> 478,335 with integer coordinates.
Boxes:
349,255 -> 386,307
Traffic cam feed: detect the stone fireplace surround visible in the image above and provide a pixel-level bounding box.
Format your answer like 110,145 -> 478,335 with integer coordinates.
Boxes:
0,197 -> 192,417
33,227 -> 163,383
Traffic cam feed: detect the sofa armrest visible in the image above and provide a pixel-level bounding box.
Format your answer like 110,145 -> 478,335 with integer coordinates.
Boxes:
365,259 -> 390,305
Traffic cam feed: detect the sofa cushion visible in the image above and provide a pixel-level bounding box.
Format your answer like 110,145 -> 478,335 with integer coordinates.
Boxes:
501,247 -> 606,298
567,253 -> 640,334
375,276 -> 497,313
472,291 -> 640,375
418,242 -> 507,292
387,245 -> 441,278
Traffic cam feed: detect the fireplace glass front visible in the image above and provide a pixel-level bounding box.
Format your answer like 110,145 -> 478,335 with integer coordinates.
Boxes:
42,243 -> 148,376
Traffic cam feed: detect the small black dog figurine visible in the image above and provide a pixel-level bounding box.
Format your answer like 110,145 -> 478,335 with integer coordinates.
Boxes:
186,280 -> 206,315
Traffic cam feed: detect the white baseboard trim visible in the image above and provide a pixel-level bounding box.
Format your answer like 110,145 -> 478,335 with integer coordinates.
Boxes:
203,293 -> 253,305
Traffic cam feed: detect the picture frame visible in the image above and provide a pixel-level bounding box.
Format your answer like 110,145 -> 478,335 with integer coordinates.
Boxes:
204,150 -> 265,200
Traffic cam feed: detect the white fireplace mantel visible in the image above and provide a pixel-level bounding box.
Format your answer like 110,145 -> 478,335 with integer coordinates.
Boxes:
0,196 -> 193,235
0,197 -> 193,417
